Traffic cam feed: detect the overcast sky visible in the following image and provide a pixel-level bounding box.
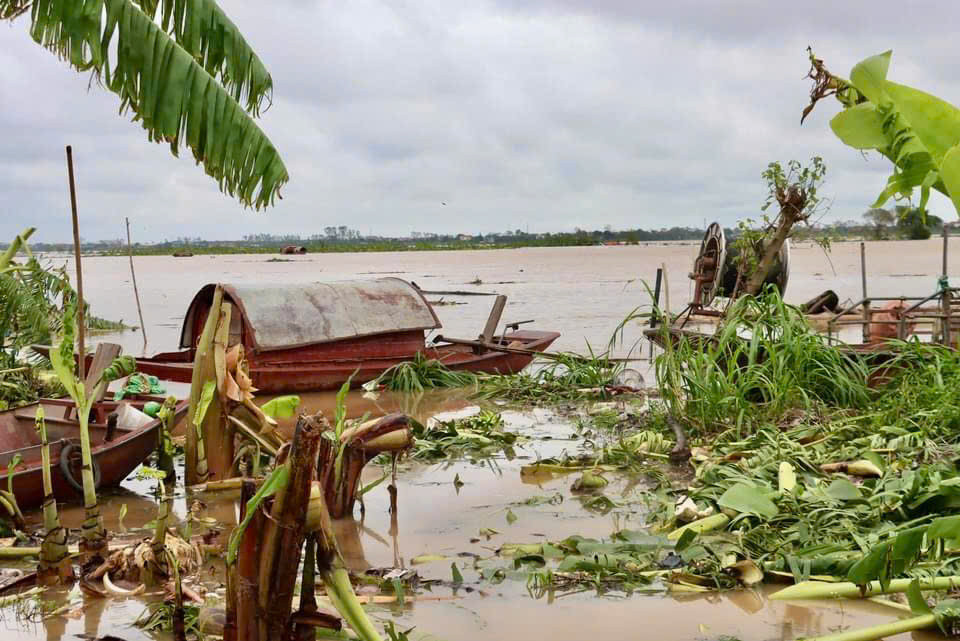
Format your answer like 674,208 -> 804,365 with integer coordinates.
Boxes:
1,1 -> 957,243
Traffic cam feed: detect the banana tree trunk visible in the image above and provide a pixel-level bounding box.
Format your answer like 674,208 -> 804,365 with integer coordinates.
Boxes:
186,286 -> 223,485
207,302 -> 236,481
36,409 -> 73,585
318,414 -> 412,519
77,402 -> 105,564
256,414 -> 323,640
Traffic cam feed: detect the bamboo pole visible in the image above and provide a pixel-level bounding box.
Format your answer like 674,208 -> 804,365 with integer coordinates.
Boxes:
66,146 -> 85,382
943,224 -> 949,279
125,218 -> 147,350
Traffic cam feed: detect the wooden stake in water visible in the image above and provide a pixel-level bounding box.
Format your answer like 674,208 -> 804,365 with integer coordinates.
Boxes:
125,217 -> 148,349
66,146 -> 85,382
661,262 -> 671,324
860,241 -> 870,344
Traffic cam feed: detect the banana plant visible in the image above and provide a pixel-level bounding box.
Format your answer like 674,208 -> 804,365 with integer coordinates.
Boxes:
804,49 -> 960,216
0,0 -> 287,209
49,292 -> 135,562
35,407 -> 74,585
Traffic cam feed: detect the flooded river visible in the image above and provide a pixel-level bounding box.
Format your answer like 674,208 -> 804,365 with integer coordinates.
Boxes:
62,237 -> 960,359
7,240 -> 955,640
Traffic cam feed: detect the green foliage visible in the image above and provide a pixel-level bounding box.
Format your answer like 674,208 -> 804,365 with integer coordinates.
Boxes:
477,350 -> 623,405
226,463 -> 289,564
410,411 -> 521,461
806,49 -> 960,216
655,289 -> 871,433
760,157 -> 827,216
260,395 -> 300,419
732,157 -> 827,289
0,243 -> 72,369
4,0 -> 287,208
374,353 -> 478,393
485,530 -> 674,596
136,600 -> 204,640
638,314 -> 960,591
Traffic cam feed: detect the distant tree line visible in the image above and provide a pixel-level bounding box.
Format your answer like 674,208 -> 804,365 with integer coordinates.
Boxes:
7,213 -> 947,256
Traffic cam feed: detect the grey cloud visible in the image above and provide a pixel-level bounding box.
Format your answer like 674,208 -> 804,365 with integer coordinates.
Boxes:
0,1 -> 956,244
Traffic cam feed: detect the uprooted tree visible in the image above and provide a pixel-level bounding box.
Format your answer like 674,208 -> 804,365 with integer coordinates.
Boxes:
733,157 -> 827,297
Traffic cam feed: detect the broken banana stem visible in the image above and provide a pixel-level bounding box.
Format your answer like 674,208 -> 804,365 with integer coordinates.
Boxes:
102,572 -> 145,596
820,460 -> 882,477
667,513 -> 730,541
360,429 -> 412,453
320,567 -> 383,641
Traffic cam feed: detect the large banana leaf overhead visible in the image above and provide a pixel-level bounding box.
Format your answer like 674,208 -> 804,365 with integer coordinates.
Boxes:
804,50 -> 960,217
1,0 -> 288,209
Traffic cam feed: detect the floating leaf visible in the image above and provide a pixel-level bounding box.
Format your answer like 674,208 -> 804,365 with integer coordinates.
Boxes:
410,554 -> 447,565
717,483 -> 778,518
826,478 -> 862,501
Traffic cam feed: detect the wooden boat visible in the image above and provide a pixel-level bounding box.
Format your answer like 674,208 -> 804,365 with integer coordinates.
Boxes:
53,279 -> 561,393
0,396 -> 189,510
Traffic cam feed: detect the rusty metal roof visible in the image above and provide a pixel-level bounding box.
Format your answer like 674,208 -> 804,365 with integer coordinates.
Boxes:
179,278 -> 441,351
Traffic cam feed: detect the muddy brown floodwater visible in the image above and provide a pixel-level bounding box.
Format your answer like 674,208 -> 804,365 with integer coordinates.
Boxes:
5,240 -> 955,640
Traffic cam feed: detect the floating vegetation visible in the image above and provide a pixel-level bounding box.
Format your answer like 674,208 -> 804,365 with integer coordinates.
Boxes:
373,353 -> 479,393
477,351 -> 626,405
479,530 -> 674,596
410,411 -> 522,461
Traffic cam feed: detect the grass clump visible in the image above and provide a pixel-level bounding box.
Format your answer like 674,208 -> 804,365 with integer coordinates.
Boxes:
373,353 -> 478,393
655,288 -> 871,435
477,351 -> 625,406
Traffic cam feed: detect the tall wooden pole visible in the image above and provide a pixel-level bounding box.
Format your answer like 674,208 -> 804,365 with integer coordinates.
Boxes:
943,224 -> 949,279
661,262 -> 671,325
860,241 -> 871,344
66,146 -> 85,382
125,217 -> 148,350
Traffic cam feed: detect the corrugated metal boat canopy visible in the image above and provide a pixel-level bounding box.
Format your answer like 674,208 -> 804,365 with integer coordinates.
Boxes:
180,278 -> 441,351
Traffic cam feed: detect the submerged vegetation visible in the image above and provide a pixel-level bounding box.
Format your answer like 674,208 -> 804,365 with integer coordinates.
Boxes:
373,353 -> 479,393
477,350 -> 627,405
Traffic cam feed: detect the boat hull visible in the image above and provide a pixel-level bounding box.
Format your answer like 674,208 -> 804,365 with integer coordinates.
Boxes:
71,331 -> 561,394
0,397 -> 188,510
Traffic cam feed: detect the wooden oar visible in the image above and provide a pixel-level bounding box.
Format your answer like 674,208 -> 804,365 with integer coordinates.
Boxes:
432,335 -> 645,363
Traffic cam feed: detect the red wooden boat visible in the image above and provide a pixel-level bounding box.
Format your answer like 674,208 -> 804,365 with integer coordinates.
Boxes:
63,279 -> 560,393
0,397 -> 189,510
